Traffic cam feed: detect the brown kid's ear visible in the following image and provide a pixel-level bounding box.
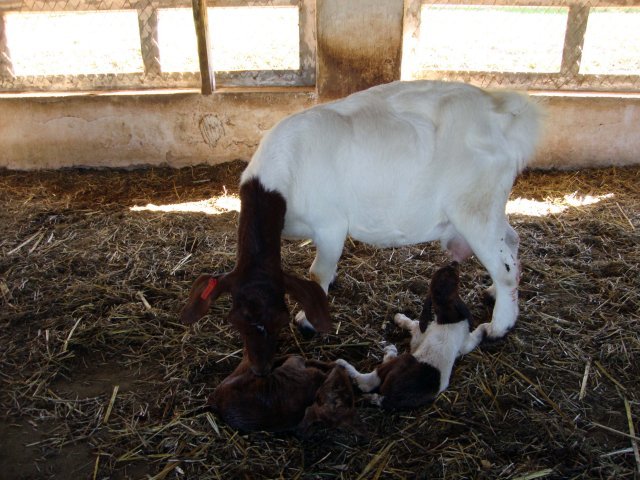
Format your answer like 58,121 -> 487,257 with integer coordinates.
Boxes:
179,273 -> 232,325
283,272 -> 332,333
418,295 -> 433,333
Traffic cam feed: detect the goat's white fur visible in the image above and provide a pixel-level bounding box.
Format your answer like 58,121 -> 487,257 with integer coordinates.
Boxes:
336,312 -> 484,404
241,80 -> 542,338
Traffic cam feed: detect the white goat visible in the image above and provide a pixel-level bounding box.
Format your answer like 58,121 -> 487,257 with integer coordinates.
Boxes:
241,80 -> 542,340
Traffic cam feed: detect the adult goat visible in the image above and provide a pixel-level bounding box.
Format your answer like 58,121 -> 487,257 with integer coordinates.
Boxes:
182,80 -> 542,374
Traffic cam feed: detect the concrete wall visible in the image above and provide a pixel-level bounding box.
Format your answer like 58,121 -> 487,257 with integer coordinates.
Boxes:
0,90 -> 315,169
535,94 -> 640,169
0,0 -> 638,170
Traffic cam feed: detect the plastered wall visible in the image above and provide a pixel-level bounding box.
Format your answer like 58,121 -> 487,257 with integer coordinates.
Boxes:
534,94 -> 640,169
0,0 -> 638,170
0,90 -> 315,169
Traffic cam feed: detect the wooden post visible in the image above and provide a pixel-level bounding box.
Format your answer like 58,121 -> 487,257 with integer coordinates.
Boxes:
0,13 -> 15,79
137,0 -> 162,77
192,0 -> 215,94
401,0 -> 422,81
560,5 -> 590,80
317,0 -> 403,100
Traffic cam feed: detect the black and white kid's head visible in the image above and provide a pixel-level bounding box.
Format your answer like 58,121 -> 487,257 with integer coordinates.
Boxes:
419,262 -> 472,332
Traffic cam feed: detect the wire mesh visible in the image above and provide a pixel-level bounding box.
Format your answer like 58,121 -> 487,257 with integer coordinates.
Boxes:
0,0 -> 199,91
0,0 -> 638,92
0,0 -> 313,92
407,0 -> 640,92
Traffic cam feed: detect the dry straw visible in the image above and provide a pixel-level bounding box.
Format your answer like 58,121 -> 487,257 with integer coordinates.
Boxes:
0,161 -> 638,478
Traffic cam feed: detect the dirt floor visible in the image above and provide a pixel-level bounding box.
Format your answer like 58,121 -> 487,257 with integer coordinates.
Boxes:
0,161 -> 638,479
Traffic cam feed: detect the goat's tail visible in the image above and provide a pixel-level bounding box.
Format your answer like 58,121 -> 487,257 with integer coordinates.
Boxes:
490,90 -> 544,173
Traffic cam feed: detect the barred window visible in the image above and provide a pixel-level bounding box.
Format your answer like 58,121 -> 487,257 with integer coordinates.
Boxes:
403,1 -> 640,92
417,5 -> 568,73
209,7 -> 299,72
0,0 -> 315,93
580,7 -> 640,75
5,10 -> 144,76
157,8 -> 199,74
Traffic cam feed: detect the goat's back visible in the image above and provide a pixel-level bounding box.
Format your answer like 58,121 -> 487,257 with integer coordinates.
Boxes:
241,80 -> 542,247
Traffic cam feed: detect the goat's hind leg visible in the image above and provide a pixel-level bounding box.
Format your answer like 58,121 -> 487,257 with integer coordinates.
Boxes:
335,359 -> 381,393
482,225 -> 519,304
450,218 -> 521,340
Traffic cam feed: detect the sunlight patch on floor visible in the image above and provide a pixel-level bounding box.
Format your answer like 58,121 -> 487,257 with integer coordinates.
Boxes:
130,193 -> 240,215
507,192 -> 614,217
130,191 -> 614,217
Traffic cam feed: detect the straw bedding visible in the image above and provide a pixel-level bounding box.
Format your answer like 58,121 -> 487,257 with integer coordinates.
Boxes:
0,161 -> 638,479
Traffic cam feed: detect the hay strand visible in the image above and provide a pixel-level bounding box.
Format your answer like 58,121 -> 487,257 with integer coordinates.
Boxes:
512,469 -> 554,480
578,357 -> 591,401
103,385 -> 119,425
624,399 -> 640,473
590,422 -> 640,443
7,228 -> 44,255
137,290 -> 153,311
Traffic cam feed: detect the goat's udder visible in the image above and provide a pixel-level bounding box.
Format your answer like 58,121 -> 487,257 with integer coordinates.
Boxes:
446,236 -> 474,262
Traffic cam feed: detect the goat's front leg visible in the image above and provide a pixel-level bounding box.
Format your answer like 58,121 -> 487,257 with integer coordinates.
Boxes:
309,227 -> 347,293
294,227 -> 347,337
459,324 -> 486,356
335,360 -> 381,393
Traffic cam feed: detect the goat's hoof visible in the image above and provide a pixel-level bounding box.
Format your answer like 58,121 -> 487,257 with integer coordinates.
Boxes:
298,323 -> 317,340
393,313 -> 411,325
382,344 -> 398,355
481,323 -> 514,345
295,311 -> 317,339
335,359 -> 350,369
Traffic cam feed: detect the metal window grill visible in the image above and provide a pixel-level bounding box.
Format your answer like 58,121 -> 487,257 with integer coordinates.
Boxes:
405,0 -> 640,92
1,0 -> 639,93
0,0 -> 316,93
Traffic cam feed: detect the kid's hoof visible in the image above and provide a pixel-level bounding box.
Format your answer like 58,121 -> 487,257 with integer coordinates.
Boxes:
295,311 -> 317,340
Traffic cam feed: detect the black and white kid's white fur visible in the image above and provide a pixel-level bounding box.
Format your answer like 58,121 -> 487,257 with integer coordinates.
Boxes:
337,262 -> 484,409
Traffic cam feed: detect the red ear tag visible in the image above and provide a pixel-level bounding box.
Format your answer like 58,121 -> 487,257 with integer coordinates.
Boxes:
200,277 -> 218,300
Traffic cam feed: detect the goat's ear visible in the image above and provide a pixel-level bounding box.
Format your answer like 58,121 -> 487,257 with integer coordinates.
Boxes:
418,295 -> 433,333
179,273 -> 233,325
454,298 -> 473,323
283,273 -> 331,333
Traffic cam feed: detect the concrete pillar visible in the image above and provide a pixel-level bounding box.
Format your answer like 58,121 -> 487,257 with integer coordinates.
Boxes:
316,0 -> 404,100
